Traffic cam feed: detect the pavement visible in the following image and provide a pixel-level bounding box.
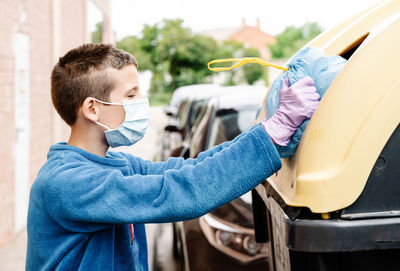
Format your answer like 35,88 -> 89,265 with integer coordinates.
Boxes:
0,106 -> 178,271
0,229 -> 26,271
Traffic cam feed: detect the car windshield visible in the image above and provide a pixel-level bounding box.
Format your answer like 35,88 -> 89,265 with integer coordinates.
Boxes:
176,100 -> 191,128
189,104 -> 214,158
207,107 -> 257,149
191,103 -> 209,132
189,100 -> 206,129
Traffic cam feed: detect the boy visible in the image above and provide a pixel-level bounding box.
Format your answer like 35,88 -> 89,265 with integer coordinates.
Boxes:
26,44 -> 319,270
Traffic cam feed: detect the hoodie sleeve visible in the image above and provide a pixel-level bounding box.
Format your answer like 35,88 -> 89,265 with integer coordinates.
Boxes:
44,124 -> 281,231
124,124 -> 256,175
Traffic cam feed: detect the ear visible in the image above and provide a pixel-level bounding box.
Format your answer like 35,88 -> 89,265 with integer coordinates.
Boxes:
81,97 -> 100,122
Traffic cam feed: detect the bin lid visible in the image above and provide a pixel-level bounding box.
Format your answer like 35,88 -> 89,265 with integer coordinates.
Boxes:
256,0 -> 400,213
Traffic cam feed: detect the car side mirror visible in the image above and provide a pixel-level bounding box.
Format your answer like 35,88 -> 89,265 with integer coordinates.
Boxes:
180,146 -> 190,159
165,125 -> 181,133
164,106 -> 177,117
170,146 -> 184,157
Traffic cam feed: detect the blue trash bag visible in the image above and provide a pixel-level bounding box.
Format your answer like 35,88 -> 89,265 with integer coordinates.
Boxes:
262,47 -> 347,158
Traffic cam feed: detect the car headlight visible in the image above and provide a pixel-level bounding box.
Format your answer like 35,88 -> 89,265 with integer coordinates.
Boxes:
199,214 -> 268,263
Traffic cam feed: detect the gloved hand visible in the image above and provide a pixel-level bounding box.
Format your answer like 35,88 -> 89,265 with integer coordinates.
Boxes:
262,76 -> 320,146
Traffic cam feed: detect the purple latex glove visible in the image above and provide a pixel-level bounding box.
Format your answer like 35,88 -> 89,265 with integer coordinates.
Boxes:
262,76 -> 320,146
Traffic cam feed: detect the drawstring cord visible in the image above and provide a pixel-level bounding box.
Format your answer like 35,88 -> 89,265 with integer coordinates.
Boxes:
130,224 -> 134,245
208,57 -> 288,72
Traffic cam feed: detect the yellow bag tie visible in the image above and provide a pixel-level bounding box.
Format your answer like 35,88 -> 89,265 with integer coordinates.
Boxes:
208,57 -> 289,72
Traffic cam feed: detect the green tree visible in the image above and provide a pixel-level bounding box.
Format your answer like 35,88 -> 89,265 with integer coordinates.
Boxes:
139,19 -> 218,94
116,36 -> 153,71
214,41 -> 265,85
91,22 -> 102,44
242,47 -> 264,85
212,40 -> 242,86
215,40 -> 244,59
116,19 -> 269,104
269,22 -> 322,59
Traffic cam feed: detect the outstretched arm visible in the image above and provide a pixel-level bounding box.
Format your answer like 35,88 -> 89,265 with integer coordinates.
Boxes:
122,124 -> 258,175
125,76 -> 319,175
44,125 -> 281,232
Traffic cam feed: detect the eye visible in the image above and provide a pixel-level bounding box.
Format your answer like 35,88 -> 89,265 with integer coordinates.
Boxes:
127,94 -> 136,98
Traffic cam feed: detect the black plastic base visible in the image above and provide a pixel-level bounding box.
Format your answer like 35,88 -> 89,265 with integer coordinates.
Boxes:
263,196 -> 400,270
287,216 -> 400,252
290,249 -> 400,271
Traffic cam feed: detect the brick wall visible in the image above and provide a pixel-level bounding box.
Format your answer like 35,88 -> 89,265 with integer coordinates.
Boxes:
0,0 -> 112,247
27,0 -> 54,194
0,0 -> 26,247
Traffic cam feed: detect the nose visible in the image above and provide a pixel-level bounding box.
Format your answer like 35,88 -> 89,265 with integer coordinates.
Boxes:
135,90 -> 144,99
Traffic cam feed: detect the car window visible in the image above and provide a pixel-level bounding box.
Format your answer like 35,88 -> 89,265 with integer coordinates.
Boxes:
189,105 -> 214,158
191,103 -> 208,132
189,100 -> 206,129
177,100 -> 191,128
207,107 -> 256,149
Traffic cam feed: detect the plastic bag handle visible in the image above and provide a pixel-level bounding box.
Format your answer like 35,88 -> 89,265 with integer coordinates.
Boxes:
208,57 -> 289,72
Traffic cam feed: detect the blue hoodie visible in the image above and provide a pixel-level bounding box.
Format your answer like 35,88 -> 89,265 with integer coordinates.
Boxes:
26,124 -> 281,270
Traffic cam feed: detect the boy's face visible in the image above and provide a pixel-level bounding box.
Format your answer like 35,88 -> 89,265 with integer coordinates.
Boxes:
97,65 -> 142,129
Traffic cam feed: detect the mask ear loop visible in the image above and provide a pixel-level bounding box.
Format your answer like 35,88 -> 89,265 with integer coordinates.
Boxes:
93,98 -> 124,106
93,98 -> 117,131
207,57 -> 289,72
95,121 -> 111,131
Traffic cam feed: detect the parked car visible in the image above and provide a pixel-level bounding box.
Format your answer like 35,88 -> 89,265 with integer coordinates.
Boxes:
171,88 -> 270,271
251,1 -> 400,270
159,84 -> 266,160
159,84 -> 221,161
163,84 -> 217,118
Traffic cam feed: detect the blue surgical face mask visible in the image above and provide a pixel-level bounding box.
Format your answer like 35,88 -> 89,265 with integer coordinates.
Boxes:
94,98 -> 149,148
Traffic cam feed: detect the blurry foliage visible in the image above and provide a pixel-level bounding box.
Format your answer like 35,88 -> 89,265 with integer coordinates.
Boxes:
215,42 -> 265,85
148,89 -> 173,106
242,47 -> 264,85
216,40 -> 244,59
269,22 -> 322,59
117,36 -> 153,71
91,22 -> 102,44
116,19 -> 268,102
118,19 -> 218,98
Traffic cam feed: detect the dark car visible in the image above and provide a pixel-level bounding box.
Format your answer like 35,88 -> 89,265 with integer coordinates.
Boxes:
159,84 -> 224,161
159,84 -> 265,161
171,88 -> 270,271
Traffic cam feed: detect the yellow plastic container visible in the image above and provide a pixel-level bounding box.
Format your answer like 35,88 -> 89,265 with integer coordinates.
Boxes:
256,0 -> 400,213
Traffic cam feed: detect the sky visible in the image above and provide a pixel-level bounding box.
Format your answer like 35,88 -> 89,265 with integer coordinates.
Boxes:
110,0 -> 383,41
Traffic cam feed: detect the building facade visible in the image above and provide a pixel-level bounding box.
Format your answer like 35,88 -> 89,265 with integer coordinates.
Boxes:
0,0 -> 112,248
200,18 -> 276,60
230,19 -> 276,60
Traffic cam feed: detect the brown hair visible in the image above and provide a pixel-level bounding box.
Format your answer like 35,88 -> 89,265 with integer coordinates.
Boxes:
51,43 -> 138,125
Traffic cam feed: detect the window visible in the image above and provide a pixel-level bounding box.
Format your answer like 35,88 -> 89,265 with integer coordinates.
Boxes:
207,107 -> 256,149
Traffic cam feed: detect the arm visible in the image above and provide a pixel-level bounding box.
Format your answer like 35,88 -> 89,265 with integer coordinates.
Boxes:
44,124 -> 281,232
122,124 -> 258,175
